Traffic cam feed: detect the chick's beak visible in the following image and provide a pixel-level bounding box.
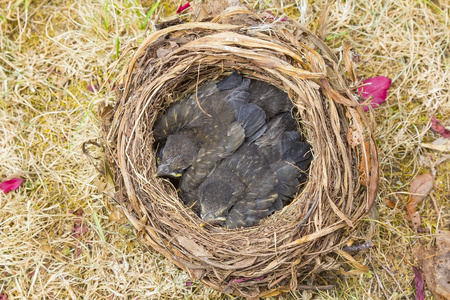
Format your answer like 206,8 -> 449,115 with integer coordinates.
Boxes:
200,211 -> 226,226
155,164 -> 183,178
155,164 -> 171,177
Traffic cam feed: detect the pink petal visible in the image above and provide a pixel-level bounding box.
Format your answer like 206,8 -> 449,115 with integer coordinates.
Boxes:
0,293 -> 8,300
358,76 -> 392,111
430,116 -> 450,138
0,178 -> 24,193
177,2 -> 190,14
185,281 -> 193,286
412,266 -> 425,300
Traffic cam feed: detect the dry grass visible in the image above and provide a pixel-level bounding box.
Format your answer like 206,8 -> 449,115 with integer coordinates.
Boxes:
0,0 -> 448,299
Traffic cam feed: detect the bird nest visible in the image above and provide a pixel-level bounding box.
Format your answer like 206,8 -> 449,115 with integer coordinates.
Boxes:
99,7 -> 379,299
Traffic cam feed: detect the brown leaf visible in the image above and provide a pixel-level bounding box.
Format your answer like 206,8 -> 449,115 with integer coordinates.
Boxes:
406,173 -> 434,231
435,231 -> 450,299
405,205 -> 422,232
409,173 -> 434,204
413,231 -> 450,300
384,199 -> 396,209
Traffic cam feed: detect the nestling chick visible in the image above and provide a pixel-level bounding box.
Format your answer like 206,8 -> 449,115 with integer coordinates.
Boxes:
194,113 -> 313,229
155,72 -> 267,193
155,132 -> 200,177
190,143 -> 278,228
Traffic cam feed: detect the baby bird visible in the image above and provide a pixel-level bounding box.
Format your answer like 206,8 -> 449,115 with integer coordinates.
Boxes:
193,113 -> 313,229
191,143 -> 278,228
154,72 -> 267,191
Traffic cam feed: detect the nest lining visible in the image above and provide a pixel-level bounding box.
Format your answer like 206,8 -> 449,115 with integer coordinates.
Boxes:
101,7 -> 379,299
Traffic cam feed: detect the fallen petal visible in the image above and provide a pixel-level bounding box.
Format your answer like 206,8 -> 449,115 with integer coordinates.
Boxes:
0,178 -> 24,193
177,2 -> 190,14
430,116 -> 450,138
358,76 -> 392,111
413,266 -> 425,300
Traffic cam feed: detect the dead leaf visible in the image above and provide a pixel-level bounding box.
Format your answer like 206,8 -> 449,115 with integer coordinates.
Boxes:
435,231 -> 450,299
98,102 -> 114,121
406,173 -> 434,231
413,231 -> 450,300
410,173 -> 434,203
258,287 -> 290,298
94,178 -> 107,193
421,138 -> 450,152
384,198 -> 396,209
340,269 -> 368,275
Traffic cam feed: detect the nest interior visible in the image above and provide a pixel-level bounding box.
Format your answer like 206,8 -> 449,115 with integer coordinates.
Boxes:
101,7 -> 379,299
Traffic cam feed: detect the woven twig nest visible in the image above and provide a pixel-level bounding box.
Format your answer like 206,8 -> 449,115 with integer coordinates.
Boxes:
100,7 -> 379,298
